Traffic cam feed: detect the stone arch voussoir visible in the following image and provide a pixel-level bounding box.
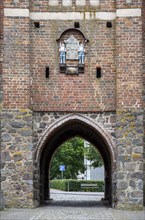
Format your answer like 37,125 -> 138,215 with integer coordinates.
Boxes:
35,113 -> 116,165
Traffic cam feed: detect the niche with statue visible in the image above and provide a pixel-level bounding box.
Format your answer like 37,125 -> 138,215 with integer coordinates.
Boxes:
57,28 -> 89,75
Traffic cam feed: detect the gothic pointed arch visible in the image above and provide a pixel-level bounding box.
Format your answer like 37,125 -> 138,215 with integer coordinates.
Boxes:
35,113 -> 115,164
33,113 -> 116,206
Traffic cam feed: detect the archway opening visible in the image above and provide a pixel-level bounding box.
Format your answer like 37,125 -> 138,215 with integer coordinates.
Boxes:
37,116 -> 115,207
49,137 -> 105,205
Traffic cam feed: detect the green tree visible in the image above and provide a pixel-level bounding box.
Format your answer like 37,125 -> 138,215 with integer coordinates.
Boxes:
50,137 -> 85,179
84,144 -> 103,168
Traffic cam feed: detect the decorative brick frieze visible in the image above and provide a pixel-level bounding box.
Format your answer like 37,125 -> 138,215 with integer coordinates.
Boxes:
49,0 -> 59,6
116,0 -> 142,9
76,0 -> 86,6
3,0 -> 30,9
90,0 -> 99,6
31,0 -> 115,12
62,0 -> 73,7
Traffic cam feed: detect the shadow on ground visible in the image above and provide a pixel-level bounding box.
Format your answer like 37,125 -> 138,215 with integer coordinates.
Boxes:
45,199 -> 110,208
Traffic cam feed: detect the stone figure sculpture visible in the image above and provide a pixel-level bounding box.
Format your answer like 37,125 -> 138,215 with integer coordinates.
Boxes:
59,41 -> 66,64
78,42 -> 85,64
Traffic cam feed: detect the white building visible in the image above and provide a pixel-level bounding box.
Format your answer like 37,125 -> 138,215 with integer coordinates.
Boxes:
78,141 -> 104,181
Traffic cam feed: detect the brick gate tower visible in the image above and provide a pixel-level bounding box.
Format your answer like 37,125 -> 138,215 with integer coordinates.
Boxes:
0,0 -> 145,210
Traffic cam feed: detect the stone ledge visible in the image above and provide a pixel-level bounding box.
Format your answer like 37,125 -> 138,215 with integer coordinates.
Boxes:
4,8 -> 142,19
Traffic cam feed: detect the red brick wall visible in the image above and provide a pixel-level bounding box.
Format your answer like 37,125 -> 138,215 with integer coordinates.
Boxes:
3,17 -> 31,109
2,0 -> 144,113
116,16 -> 143,110
31,20 -> 116,112
116,0 -> 142,8
99,0 -> 116,11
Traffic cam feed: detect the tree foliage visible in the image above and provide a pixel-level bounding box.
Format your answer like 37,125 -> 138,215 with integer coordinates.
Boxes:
50,137 -> 104,180
84,144 -> 103,168
50,137 -> 85,179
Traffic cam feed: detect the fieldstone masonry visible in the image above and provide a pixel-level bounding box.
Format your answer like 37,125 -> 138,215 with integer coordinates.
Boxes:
1,110 -> 33,208
116,110 -> 144,209
33,112 -> 116,148
0,0 -> 145,210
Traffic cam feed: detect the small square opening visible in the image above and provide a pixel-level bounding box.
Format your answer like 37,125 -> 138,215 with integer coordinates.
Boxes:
106,22 -> 112,28
96,67 -> 101,78
34,22 -> 40,28
74,22 -> 80,28
46,67 -> 49,78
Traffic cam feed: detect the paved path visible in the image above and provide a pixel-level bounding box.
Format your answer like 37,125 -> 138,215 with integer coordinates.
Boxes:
1,189 -> 145,220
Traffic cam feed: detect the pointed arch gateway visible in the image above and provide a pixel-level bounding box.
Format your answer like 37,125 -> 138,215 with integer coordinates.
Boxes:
34,114 -> 116,207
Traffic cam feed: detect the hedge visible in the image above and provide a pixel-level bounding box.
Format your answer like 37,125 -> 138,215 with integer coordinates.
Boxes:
50,179 -> 104,192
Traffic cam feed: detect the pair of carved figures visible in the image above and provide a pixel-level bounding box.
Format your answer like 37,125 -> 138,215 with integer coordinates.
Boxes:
59,41 -> 85,64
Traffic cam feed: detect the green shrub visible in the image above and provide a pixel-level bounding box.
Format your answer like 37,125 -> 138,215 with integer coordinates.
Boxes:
50,179 -> 104,192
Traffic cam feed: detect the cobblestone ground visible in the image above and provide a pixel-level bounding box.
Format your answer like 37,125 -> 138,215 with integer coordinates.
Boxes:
1,189 -> 145,220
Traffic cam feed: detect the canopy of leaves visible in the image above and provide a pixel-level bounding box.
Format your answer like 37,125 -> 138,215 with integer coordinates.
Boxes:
50,137 -> 104,180
84,144 -> 103,168
50,137 -> 85,179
